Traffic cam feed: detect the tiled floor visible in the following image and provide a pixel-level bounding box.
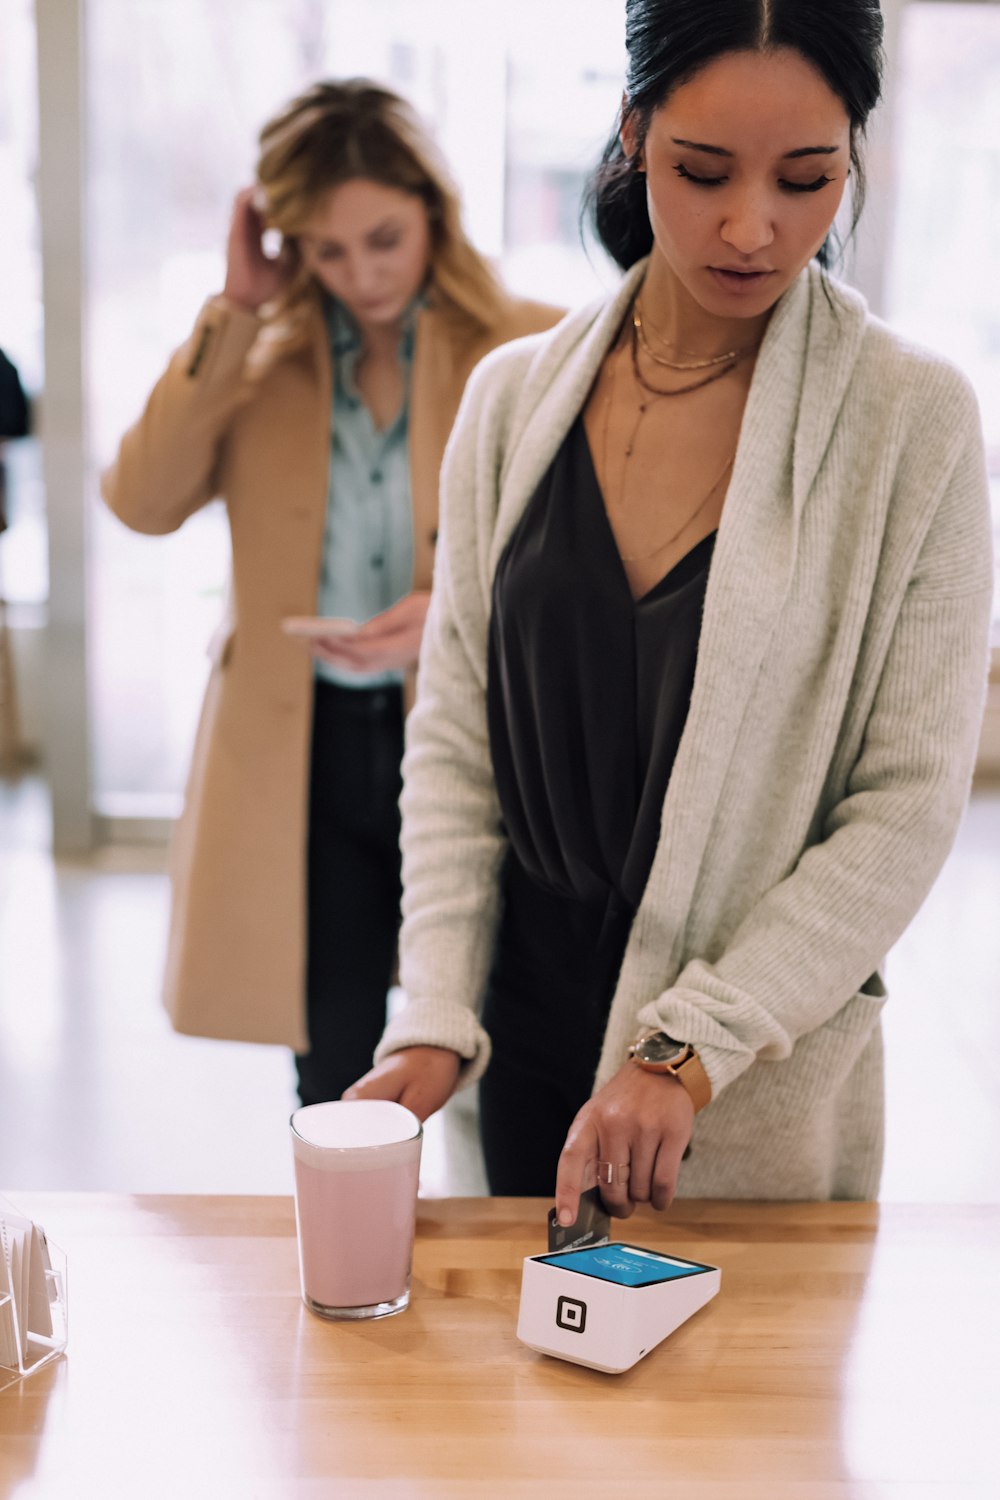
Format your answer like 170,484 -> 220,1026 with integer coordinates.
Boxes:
1,773 -> 998,1202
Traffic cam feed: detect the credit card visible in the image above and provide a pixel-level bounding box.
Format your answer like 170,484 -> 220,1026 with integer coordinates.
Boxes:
547,1187 -> 611,1253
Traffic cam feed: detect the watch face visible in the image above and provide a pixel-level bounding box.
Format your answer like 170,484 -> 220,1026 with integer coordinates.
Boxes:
636,1032 -> 686,1067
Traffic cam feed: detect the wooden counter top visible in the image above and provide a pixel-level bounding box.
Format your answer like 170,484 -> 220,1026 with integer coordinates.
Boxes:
1,1195 -> 998,1497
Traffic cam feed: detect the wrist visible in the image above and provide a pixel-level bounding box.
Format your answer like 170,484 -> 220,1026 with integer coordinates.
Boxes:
220,286 -> 264,315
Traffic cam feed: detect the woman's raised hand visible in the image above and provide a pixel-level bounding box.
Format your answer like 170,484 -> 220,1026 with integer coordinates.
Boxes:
342,1045 -> 462,1122
554,1062 -> 695,1224
222,187 -> 290,312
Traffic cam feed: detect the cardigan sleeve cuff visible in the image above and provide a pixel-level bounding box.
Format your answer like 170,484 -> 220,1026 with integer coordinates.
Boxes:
633,998 -> 759,1100
374,999 -> 492,1092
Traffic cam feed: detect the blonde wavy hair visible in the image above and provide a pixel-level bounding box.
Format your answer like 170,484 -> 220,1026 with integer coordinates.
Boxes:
250,79 -> 507,366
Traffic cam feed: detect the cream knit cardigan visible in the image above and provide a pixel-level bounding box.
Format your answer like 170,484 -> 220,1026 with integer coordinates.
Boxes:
375,260 -> 994,1199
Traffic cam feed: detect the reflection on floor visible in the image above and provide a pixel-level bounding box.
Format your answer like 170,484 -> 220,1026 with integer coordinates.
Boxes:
0,775 -> 485,1198
1,774 -> 998,1201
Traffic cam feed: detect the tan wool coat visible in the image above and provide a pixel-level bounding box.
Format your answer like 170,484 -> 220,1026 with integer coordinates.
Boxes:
102,288 -> 562,1051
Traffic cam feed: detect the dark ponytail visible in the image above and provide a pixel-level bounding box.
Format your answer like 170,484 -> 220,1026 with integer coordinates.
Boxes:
586,0 -> 884,271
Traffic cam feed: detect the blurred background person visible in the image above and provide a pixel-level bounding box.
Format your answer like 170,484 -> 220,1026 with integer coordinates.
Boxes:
101,79 -> 560,1105
0,344 -> 31,533
0,344 -> 32,775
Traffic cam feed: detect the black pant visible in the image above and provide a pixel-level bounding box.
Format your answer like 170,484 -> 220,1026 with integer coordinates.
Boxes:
479,855 -> 632,1196
295,678 -> 404,1107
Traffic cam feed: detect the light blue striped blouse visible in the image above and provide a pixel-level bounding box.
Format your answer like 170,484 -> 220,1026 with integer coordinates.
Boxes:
314,298 -> 417,689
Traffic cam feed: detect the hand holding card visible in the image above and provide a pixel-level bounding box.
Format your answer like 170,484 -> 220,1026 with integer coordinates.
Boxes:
547,1188 -> 610,1253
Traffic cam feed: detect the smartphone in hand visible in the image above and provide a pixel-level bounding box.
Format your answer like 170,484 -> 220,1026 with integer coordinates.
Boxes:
282,616 -> 360,639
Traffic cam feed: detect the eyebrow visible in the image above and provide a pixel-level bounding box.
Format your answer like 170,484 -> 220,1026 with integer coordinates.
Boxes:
671,138 -> 841,160
304,219 -> 403,247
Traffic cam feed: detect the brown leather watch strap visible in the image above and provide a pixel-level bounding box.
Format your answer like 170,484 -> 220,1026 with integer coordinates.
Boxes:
671,1048 -> 712,1114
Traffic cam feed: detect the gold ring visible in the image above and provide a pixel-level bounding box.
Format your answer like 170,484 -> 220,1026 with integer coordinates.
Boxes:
595,1160 -> 631,1187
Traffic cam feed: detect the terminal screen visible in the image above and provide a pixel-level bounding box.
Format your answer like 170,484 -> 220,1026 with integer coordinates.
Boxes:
537,1243 -> 711,1288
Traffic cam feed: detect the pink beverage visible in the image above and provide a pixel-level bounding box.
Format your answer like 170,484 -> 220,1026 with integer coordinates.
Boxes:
290,1100 -> 422,1320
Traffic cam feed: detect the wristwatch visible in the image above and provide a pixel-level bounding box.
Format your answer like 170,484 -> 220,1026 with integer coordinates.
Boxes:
628,1030 -> 712,1113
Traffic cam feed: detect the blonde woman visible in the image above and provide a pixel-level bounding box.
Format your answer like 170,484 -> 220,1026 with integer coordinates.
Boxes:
103,80 -> 561,1102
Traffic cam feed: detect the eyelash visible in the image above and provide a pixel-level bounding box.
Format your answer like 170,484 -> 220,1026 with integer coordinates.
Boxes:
673,163 -> 834,194
316,235 -> 402,261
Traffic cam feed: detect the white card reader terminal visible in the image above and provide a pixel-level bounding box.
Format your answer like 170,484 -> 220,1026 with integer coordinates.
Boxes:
516,1242 -> 720,1373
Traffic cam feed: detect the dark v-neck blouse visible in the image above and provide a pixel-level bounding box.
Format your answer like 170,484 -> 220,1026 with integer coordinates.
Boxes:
487,413 -> 715,919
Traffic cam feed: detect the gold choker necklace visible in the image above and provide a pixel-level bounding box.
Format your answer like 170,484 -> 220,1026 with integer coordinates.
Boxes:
633,300 -> 756,372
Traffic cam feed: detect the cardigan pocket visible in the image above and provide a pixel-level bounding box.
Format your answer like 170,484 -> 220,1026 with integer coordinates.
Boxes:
734,977 -> 888,1136
824,973 -> 887,1039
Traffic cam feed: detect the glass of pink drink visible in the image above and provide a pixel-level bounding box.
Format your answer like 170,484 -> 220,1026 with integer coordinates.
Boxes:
290,1100 -> 423,1320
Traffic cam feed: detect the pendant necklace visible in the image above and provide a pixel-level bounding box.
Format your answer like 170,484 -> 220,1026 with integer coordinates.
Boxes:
627,320 -> 736,448
599,311 -> 740,563
619,313 -> 740,462
616,449 -> 735,562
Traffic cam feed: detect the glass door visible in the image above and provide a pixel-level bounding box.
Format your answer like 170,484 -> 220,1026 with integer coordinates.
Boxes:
886,2 -> 1000,639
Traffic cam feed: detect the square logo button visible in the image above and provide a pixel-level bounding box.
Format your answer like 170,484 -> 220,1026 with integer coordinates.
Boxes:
556,1295 -> 587,1334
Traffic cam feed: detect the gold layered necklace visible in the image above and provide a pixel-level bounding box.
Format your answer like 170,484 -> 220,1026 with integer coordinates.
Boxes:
599,298 -> 753,564
632,299 -> 757,370
622,319 -> 736,457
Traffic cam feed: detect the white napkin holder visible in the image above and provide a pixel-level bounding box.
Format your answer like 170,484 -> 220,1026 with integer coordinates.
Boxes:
0,1196 -> 68,1392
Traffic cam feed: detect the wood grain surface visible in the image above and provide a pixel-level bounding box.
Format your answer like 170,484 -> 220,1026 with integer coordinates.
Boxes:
1,1195 -> 998,1498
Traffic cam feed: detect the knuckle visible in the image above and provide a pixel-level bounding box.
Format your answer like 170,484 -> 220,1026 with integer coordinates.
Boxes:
651,1173 -> 675,1209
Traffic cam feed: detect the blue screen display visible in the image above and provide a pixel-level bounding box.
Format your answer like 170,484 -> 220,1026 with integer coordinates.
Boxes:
537,1243 -> 711,1288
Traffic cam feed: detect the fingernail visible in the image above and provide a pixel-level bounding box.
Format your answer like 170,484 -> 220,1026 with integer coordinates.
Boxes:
558,1208 -> 573,1226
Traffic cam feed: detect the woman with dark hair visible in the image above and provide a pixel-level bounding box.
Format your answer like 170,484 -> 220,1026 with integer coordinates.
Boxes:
102,80 -> 560,1103
347,3 -> 993,1215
